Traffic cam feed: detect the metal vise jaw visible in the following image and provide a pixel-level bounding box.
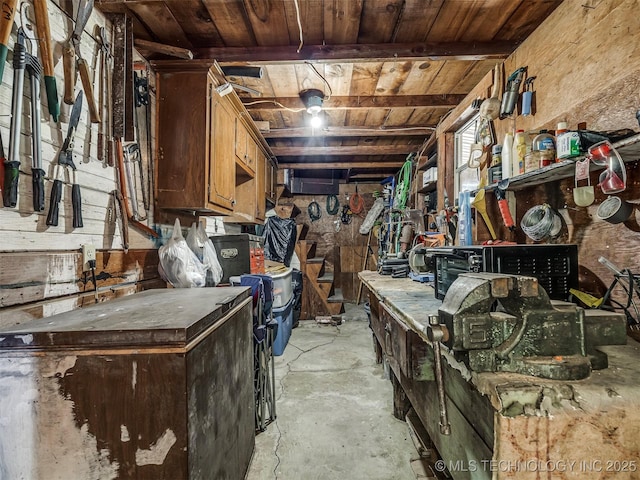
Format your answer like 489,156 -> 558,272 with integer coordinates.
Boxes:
436,272 -> 627,380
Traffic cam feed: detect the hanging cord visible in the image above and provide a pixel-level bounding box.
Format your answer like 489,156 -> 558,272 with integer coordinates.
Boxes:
293,0 -> 304,52
326,194 -> 340,215
395,156 -> 414,210
305,62 -> 333,101
308,200 -> 321,221
350,192 -> 364,215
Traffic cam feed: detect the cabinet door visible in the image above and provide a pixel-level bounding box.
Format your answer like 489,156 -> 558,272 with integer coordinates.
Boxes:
245,137 -> 257,173
255,149 -> 266,221
208,90 -> 236,211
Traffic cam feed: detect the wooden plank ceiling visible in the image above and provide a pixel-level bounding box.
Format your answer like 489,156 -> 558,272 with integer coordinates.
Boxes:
96,0 -> 563,182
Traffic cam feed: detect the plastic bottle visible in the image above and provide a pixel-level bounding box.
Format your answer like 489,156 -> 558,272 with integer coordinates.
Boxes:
555,122 -> 567,162
501,131 -> 514,180
489,145 -> 502,184
513,130 -> 527,176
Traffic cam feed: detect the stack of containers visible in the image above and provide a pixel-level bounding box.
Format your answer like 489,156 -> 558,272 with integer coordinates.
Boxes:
269,267 -> 294,355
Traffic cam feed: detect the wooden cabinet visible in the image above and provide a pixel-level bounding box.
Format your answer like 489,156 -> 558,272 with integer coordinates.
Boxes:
232,140 -> 267,223
154,60 -> 276,220
208,90 -> 237,210
0,288 -> 255,480
155,64 -> 235,214
235,118 -> 256,175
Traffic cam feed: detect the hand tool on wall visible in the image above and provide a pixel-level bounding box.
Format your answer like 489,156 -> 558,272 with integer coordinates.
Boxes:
500,66 -> 526,119
63,0 -> 100,123
32,0 -> 58,121
4,8 -> 44,211
133,67 -> 150,210
495,178 -> 515,230
0,0 -> 19,82
123,142 -> 146,221
115,137 -> 158,238
46,91 -> 83,227
96,25 -> 113,166
22,7 -> 45,211
521,76 -> 536,116
111,188 -> 129,252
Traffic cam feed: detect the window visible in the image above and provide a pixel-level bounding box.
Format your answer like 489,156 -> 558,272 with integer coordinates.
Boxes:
454,114 -> 480,197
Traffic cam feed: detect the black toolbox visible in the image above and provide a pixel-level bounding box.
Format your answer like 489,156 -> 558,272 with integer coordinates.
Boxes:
428,244 -> 579,301
209,234 -> 261,284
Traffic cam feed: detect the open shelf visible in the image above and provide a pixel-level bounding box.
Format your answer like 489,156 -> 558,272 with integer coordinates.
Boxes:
418,181 -> 437,194
483,133 -> 640,192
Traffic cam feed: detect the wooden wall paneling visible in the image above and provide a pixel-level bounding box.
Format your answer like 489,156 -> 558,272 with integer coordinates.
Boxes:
0,249 -> 162,327
431,0 -> 640,321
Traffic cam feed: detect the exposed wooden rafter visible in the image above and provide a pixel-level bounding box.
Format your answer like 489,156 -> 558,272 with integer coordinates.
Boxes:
263,126 -> 434,139
244,95 -> 465,111
279,161 -> 404,170
194,42 -> 518,64
272,145 -> 415,157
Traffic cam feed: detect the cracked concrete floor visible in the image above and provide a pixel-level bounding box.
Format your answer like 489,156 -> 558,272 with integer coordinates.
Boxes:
245,303 -> 417,480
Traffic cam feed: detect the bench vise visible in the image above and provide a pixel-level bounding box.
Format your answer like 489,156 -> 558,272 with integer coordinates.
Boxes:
431,272 -> 627,380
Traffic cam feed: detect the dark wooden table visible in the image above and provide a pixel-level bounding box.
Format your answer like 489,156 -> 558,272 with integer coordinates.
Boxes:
0,287 -> 254,480
360,270 -> 640,480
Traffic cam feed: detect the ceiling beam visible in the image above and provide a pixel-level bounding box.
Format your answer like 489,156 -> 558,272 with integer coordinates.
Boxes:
272,145 -> 415,156
263,126 -> 434,139
194,41 -> 518,64
245,95 -> 465,111
279,162 -> 404,169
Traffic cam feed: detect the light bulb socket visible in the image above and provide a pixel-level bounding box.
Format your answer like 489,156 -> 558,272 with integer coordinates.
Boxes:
300,88 -> 325,114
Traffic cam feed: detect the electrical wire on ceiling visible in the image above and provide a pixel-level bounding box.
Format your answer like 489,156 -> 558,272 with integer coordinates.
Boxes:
305,62 -> 333,100
293,0 -> 304,53
242,100 -> 305,113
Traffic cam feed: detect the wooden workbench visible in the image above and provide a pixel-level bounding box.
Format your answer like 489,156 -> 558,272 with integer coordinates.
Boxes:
359,271 -> 640,480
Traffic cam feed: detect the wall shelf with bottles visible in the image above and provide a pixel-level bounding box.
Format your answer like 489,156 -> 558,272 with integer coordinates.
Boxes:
482,133 -> 640,192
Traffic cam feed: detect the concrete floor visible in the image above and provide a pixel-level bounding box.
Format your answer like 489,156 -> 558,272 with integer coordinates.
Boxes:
246,303 -> 420,480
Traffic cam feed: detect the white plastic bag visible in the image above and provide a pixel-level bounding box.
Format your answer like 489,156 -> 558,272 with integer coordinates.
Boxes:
158,218 -> 206,288
186,222 -> 223,286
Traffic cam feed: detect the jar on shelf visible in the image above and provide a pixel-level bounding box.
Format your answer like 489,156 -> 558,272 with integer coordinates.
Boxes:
533,130 -> 556,168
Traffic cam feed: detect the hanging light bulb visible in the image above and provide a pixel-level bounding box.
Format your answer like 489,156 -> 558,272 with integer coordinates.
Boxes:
310,111 -> 322,128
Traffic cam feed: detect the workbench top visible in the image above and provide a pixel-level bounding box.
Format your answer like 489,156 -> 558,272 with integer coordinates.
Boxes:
360,270 -> 640,479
